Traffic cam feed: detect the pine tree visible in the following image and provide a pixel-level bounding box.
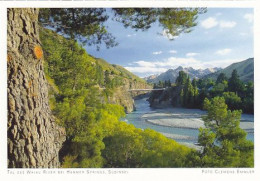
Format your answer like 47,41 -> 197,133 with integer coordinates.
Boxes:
228,69 -> 244,95
39,8 -> 206,49
216,73 -> 228,84
176,71 -> 188,86
198,97 -> 253,167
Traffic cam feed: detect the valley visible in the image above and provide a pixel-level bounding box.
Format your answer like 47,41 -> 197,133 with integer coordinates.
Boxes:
7,8 -> 254,168
125,96 -> 254,150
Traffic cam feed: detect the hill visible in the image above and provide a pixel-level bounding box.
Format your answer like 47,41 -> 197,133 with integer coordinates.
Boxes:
40,28 -> 151,113
145,66 -> 221,83
204,58 -> 254,82
94,57 -> 146,83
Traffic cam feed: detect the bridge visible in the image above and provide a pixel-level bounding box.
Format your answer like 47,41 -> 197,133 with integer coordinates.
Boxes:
128,88 -> 165,91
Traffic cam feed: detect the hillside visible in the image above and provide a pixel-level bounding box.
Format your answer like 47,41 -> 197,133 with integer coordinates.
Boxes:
94,57 -> 146,83
145,66 -> 221,83
204,58 -> 254,82
40,28 -> 151,113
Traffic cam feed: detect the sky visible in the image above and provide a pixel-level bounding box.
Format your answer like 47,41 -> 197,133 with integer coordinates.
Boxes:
86,8 -> 254,78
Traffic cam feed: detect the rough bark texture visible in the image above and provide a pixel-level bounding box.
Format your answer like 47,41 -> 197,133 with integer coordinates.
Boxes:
7,8 -> 65,168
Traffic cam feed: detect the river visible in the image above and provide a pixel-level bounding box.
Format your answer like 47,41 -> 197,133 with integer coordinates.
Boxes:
124,97 -> 254,149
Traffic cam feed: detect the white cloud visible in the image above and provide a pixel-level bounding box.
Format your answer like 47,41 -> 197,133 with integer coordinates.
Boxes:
219,21 -> 237,28
152,51 -> 162,55
215,48 -> 232,55
134,60 -> 156,67
186,52 -> 200,57
169,50 -> 177,54
124,57 -> 241,76
162,29 -> 178,40
201,17 -> 218,29
124,67 -> 167,74
244,13 -> 253,23
201,17 -> 237,29
127,33 -> 136,37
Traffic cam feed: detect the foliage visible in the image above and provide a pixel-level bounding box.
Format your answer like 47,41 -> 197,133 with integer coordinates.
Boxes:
39,8 -> 206,50
113,8 -> 206,39
102,125 -> 192,168
41,27 -> 195,168
197,71 -> 253,113
175,72 -> 199,108
222,92 -> 242,111
175,71 -> 188,86
198,97 -> 254,167
228,69 -> 244,95
216,73 -> 228,84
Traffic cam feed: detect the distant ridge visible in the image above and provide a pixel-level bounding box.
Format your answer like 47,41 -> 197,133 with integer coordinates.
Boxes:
144,66 -> 221,83
204,58 -> 254,82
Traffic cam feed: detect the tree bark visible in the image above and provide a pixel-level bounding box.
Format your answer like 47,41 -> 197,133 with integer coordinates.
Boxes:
7,8 -> 65,168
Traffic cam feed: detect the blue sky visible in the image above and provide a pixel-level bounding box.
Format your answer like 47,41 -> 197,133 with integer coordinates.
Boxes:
86,8 -> 254,78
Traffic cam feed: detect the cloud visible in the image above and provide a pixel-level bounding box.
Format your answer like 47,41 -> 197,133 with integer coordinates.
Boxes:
201,17 -> 237,29
134,60 -> 156,67
169,50 -> 177,54
124,57 -> 241,76
219,21 -> 237,28
125,57 -> 201,75
152,51 -> 162,55
127,33 -> 136,37
186,52 -> 200,57
201,17 -> 218,29
215,48 -> 232,55
244,13 -> 253,23
162,29 -> 178,40
124,67 -> 167,74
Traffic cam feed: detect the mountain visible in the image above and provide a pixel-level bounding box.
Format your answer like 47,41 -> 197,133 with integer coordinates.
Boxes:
204,58 -> 254,82
145,66 -> 221,83
94,57 -> 146,84
41,28 -> 151,114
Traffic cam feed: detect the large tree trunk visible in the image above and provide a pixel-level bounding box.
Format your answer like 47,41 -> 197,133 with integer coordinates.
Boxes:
7,8 -> 65,168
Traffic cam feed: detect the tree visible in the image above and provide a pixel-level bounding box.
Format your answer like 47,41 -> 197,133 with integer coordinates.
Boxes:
216,73 -> 228,84
39,8 -> 206,49
167,79 -> 171,87
222,92 -> 242,111
176,71 -> 188,86
7,8 -> 65,168
228,69 -> 244,94
242,81 -> 254,114
104,70 -> 111,86
158,80 -> 164,88
210,81 -> 227,97
198,97 -> 253,167
8,7 -> 207,168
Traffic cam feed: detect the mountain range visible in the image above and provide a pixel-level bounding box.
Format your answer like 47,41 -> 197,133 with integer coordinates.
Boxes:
144,66 -> 221,83
204,58 -> 254,82
144,58 -> 254,83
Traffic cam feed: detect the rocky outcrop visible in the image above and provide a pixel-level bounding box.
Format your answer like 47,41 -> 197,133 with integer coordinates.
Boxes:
7,8 -> 65,168
109,78 -> 152,113
148,86 -> 183,108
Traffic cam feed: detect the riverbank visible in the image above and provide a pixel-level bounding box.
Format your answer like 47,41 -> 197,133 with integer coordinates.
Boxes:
143,108 -> 206,129
142,107 -> 253,131
125,98 -> 254,150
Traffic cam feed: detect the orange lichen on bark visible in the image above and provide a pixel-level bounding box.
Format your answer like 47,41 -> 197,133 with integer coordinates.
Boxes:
28,80 -> 32,88
7,54 -> 12,62
33,45 -> 43,60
